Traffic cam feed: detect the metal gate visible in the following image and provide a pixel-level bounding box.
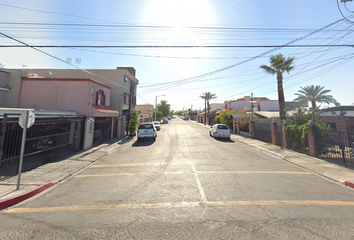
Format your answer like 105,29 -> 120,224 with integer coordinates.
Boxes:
0,115 -> 85,180
320,130 -> 354,168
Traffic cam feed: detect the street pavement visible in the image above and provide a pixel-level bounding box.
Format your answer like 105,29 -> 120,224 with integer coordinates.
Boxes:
0,120 -> 353,210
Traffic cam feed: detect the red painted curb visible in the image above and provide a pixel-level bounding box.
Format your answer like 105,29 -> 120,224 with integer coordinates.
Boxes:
338,181 -> 354,189
0,183 -> 54,210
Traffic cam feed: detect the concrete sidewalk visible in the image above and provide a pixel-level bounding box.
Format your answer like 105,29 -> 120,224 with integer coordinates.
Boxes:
1,122 -> 354,210
198,122 -> 354,188
0,136 -> 135,209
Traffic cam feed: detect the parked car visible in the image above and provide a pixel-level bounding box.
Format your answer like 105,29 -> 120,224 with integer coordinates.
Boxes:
167,116 -> 171,120
137,123 -> 157,141
32,137 -> 54,151
152,121 -> 161,131
183,116 -> 189,120
209,124 -> 231,139
161,118 -> 168,124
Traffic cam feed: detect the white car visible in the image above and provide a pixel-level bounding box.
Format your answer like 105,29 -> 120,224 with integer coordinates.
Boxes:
209,124 -> 231,139
137,123 -> 157,141
152,121 -> 161,131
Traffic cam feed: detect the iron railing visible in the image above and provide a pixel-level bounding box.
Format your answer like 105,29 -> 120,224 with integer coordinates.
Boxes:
0,115 -> 85,180
320,130 -> 354,168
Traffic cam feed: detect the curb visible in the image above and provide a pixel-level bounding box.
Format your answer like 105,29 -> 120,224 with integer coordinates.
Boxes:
0,183 -> 54,210
338,181 -> 354,189
249,144 -> 285,159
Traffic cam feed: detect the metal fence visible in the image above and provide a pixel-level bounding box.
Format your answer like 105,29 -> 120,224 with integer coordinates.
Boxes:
320,130 -> 354,168
0,115 -> 85,180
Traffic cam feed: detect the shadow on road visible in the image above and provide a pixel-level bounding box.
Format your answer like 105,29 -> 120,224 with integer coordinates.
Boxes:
213,138 -> 235,143
132,139 -> 156,147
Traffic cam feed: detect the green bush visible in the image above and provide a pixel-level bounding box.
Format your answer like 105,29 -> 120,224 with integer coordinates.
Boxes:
128,110 -> 139,136
284,108 -> 328,155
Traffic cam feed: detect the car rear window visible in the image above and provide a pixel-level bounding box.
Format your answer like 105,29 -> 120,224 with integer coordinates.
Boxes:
217,125 -> 229,130
139,124 -> 153,129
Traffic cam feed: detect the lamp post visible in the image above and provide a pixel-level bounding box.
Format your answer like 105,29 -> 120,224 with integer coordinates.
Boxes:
155,94 -> 165,121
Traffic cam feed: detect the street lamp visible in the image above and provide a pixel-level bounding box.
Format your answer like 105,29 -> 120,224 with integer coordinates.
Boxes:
155,94 -> 165,121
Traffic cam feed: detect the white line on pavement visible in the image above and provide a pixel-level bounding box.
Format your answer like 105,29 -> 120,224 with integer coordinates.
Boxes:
181,133 -> 207,203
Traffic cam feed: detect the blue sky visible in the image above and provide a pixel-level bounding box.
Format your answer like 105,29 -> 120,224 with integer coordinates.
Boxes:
1,0 -> 353,111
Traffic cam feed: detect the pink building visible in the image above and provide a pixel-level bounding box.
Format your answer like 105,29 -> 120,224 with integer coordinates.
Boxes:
19,77 -> 119,146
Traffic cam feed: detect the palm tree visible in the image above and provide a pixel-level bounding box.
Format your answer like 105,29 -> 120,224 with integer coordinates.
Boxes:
260,53 -> 294,121
294,85 -> 337,109
200,92 -> 217,125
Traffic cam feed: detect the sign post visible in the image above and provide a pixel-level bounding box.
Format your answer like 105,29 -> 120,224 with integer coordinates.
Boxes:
17,111 -> 35,190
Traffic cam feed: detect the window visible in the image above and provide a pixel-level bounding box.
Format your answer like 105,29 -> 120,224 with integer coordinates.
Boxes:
218,125 -> 229,130
328,123 -> 337,130
124,94 -> 130,104
96,90 -> 106,106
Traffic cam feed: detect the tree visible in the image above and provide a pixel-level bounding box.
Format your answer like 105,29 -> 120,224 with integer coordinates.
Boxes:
157,100 -> 171,117
128,110 -> 139,136
155,111 -> 162,120
260,53 -> 294,121
200,92 -> 217,125
294,85 -> 337,109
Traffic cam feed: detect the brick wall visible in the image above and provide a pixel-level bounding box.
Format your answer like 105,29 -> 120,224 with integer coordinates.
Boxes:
320,116 -> 354,131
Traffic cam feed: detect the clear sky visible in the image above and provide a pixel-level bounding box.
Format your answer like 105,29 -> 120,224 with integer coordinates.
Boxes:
1,0 -> 353,111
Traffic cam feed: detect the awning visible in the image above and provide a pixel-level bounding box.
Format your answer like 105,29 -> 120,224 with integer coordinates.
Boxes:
92,104 -> 119,116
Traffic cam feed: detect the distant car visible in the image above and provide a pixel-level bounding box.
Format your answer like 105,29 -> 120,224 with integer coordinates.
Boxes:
209,124 -> 231,139
183,116 -> 189,120
152,121 -> 161,131
161,118 -> 168,124
167,116 -> 171,120
137,123 -> 157,141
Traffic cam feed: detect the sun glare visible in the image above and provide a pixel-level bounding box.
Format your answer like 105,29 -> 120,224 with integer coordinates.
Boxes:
144,0 -> 215,27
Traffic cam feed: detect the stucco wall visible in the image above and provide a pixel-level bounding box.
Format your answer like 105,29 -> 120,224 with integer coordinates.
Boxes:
19,79 -> 111,116
259,101 -> 279,111
5,68 -> 139,112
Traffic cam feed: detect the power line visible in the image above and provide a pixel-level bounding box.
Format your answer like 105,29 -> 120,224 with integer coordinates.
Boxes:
0,31 -> 126,89
1,44 -> 354,48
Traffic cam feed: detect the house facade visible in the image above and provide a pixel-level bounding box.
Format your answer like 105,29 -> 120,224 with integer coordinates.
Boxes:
319,106 -> 354,131
2,67 -> 139,138
19,77 -> 119,147
224,96 -> 279,112
136,104 -> 154,123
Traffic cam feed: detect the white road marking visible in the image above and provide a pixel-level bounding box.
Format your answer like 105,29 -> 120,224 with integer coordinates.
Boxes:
181,133 -> 207,203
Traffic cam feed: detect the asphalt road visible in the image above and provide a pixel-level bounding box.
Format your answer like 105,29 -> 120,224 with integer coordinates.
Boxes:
1,118 -> 354,239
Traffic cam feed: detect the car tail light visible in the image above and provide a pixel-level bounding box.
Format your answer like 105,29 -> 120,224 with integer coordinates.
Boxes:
153,128 -> 155,132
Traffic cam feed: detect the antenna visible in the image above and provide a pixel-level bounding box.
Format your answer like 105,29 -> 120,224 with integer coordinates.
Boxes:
66,57 -> 72,69
75,58 -> 81,67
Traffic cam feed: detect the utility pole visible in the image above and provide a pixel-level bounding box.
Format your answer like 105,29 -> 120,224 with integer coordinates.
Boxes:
191,105 -> 193,120
251,92 -> 254,121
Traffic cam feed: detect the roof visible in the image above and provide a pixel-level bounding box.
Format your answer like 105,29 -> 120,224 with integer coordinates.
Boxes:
254,111 -> 280,118
230,113 -> 249,118
22,77 -> 112,89
92,105 -> 119,114
320,106 -> 354,112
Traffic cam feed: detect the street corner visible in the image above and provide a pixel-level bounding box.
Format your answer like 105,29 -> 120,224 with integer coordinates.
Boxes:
338,181 -> 354,189
0,183 -> 54,211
